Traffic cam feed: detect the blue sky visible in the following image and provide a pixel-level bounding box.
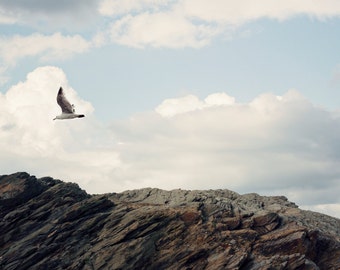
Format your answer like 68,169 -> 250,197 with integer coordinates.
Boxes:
3,16 -> 340,120
1,1 -> 340,218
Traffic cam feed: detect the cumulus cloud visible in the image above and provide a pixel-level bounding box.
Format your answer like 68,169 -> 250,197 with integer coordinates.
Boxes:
0,66 -> 121,193
155,93 -> 235,117
110,90 -> 340,217
1,66 -> 340,218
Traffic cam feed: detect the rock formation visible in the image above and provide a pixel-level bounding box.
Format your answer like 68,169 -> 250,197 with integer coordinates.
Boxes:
0,172 -> 339,269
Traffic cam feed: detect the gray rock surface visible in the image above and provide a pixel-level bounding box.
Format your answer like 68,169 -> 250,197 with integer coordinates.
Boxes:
0,172 -> 339,269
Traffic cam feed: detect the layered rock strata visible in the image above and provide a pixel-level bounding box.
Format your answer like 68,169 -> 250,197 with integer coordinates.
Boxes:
0,172 -> 339,269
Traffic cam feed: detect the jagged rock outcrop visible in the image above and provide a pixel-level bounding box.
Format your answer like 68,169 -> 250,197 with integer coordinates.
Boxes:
0,172 -> 339,270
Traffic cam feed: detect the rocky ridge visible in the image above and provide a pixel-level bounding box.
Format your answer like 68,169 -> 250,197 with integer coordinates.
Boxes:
0,172 -> 339,269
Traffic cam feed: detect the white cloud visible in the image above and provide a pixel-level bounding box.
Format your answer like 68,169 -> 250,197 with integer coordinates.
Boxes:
109,12 -> 219,48
98,0 -> 340,48
155,95 -> 204,117
0,32 -> 96,84
179,0 -> 340,24
204,92 -> 235,106
0,33 -> 91,66
99,0 -> 171,16
99,0 -> 340,20
0,66 -> 122,193
155,92 -> 235,117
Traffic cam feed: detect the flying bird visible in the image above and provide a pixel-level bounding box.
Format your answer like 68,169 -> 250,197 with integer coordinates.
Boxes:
54,87 -> 85,120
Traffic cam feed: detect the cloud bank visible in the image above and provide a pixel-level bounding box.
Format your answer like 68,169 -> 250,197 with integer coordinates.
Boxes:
1,66 -> 339,218
1,1 -> 340,83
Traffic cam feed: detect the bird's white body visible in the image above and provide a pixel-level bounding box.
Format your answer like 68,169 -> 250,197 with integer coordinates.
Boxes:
54,113 -> 85,120
54,87 -> 85,120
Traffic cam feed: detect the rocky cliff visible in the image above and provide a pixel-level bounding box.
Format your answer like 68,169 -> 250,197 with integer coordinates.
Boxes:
0,172 -> 339,270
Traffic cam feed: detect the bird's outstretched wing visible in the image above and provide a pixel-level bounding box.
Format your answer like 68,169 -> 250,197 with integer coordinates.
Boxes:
57,87 -> 74,114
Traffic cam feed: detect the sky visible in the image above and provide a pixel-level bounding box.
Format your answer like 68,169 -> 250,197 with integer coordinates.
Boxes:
0,0 -> 340,218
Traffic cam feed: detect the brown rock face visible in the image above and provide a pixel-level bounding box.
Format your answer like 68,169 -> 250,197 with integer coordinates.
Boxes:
0,172 -> 339,269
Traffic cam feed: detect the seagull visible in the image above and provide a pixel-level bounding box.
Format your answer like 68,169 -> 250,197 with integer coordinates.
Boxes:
53,87 -> 85,120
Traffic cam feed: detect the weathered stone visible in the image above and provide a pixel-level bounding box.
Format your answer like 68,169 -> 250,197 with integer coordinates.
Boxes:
0,172 -> 339,270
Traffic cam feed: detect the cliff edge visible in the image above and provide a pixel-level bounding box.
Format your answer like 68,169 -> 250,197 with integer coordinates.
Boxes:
0,172 -> 339,269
